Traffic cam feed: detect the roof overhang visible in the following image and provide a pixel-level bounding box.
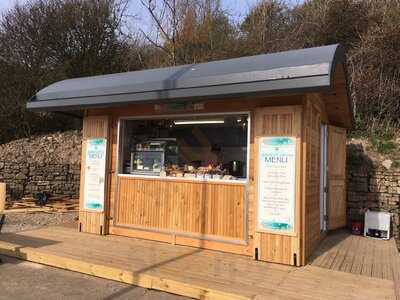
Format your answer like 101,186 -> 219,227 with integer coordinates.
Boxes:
26,44 -> 352,127
27,75 -> 331,111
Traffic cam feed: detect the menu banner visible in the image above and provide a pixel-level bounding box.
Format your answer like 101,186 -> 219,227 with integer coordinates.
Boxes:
84,138 -> 107,212
257,137 -> 296,233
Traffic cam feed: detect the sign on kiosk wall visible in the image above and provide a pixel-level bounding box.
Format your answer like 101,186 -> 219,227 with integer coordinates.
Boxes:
257,137 -> 296,233
84,138 -> 107,212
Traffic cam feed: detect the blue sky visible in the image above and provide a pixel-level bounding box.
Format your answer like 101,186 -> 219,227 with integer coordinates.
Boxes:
0,1 -> 259,13
0,0 -> 304,40
0,0 -> 260,17
0,0 -> 262,37
0,0 -> 18,12
0,0 -> 302,17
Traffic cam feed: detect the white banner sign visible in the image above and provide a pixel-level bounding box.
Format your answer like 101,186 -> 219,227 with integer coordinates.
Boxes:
84,138 -> 107,212
257,137 -> 296,233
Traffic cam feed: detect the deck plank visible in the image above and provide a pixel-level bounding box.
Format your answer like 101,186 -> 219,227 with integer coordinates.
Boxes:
330,232 -> 353,271
310,229 -> 400,283
0,225 -> 397,300
340,234 -> 358,273
361,236 -> 375,277
350,232 -> 367,275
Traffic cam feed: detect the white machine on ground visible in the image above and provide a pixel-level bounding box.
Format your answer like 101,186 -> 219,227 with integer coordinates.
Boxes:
364,210 -> 391,240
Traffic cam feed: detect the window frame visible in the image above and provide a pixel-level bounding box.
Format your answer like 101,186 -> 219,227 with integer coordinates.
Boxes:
116,111 -> 251,183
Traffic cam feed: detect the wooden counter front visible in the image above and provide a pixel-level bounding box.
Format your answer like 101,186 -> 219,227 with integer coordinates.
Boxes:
112,175 -> 247,249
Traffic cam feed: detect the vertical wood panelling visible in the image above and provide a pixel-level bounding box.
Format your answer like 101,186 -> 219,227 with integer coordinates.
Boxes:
79,115 -> 110,235
89,95 -> 310,255
327,125 -> 347,230
96,96 -> 309,259
114,177 -> 246,241
302,94 -> 322,262
107,119 -> 118,225
252,106 -> 302,266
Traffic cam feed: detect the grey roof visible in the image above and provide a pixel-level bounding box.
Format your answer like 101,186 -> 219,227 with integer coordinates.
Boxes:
27,44 -> 345,111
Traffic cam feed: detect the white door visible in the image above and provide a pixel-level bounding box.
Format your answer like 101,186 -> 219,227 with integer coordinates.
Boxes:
320,124 -> 328,232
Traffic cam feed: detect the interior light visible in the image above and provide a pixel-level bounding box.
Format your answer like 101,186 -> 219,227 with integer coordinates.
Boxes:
174,120 -> 225,125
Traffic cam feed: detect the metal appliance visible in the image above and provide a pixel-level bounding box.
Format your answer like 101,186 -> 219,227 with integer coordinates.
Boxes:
130,139 -> 178,175
364,210 -> 391,240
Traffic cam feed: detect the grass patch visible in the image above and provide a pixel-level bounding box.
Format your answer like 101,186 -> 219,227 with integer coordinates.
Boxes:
370,134 -> 398,155
392,160 -> 400,169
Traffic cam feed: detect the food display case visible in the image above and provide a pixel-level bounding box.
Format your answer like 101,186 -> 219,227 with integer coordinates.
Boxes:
130,139 -> 178,175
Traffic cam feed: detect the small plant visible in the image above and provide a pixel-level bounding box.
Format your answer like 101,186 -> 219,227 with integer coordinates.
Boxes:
392,160 -> 400,169
369,134 -> 398,155
347,146 -> 364,166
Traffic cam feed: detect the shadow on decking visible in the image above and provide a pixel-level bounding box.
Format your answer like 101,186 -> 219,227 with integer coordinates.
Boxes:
0,226 -> 203,299
308,229 -> 400,281
0,231 -> 59,249
0,228 -> 61,268
102,248 -> 203,300
0,224 -> 397,300
308,229 -> 350,264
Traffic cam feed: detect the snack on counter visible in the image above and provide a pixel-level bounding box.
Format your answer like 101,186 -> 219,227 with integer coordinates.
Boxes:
163,163 -> 236,180
184,173 -> 196,178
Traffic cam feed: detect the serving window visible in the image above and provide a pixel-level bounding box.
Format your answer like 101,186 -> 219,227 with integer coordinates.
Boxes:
118,114 -> 249,181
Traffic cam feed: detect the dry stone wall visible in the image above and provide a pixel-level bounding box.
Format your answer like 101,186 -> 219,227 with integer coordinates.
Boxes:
1,131 -> 399,243
347,143 -> 400,240
0,131 -> 82,200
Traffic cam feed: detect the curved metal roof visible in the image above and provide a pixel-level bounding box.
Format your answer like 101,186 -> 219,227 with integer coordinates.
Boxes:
27,44 -> 346,111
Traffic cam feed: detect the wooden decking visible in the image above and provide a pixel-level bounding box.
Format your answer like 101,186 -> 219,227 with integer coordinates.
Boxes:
309,229 -> 400,281
0,225 -> 398,300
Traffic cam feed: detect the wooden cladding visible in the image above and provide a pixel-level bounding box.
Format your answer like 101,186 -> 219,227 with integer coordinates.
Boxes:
82,116 -> 109,139
328,126 -> 347,179
253,106 -> 302,266
79,115 -> 110,235
259,234 -> 296,265
79,95 -> 346,264
261,113 -> 294,136
302,95 -> 323,262
115,176 -> 246,241
327,125 -> 347,230
301,95 -> 348,263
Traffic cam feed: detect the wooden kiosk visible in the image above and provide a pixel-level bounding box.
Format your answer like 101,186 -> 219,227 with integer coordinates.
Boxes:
27,44 -> 352,266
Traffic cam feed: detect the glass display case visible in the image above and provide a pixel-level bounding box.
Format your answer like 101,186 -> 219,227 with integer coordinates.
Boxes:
119,115 -> 249,180
130,139 -> 178,175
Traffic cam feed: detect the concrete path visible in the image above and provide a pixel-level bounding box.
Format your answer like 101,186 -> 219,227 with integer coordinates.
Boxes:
0,255 -> 189,300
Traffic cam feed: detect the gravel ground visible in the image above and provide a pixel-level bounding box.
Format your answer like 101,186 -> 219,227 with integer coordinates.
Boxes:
0,211 -> 78,233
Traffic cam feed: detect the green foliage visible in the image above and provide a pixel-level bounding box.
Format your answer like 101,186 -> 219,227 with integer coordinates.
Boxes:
369,135 -> 398,155
0,0 -> 144,143
0,0 -> 399,142
239,0 -> 400,137
392,160 -> 400,169
239,0 -> 293,54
